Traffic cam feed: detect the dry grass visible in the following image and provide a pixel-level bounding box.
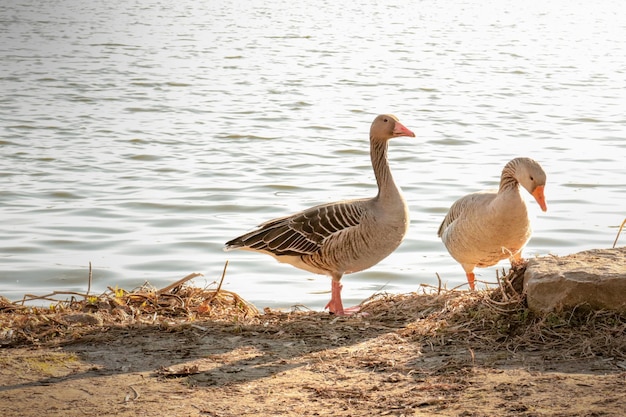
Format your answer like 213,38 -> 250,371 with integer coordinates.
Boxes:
361,265 -> 626,361
3,255 -> 625,417
0,267 -> 258,347
1,263 -> 625,362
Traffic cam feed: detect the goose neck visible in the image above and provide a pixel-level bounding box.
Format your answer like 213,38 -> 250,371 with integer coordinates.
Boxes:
370,139 -> 399,200
499,164 -> 520,193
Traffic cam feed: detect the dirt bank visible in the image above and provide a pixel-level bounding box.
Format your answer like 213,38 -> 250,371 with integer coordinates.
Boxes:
1,268 -> 625,417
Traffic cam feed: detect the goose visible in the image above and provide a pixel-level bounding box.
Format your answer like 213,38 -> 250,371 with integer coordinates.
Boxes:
224,114 -> 415,315
437,157 -> 547,290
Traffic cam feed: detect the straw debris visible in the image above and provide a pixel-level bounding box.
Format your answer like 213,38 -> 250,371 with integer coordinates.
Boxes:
360,264 -> 626,361
0,269 -> 258,347
1,263 -> 625,417
1,263 -> 624,363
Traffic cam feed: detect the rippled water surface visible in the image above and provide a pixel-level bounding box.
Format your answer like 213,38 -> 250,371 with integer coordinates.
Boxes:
1,0 -> 625,310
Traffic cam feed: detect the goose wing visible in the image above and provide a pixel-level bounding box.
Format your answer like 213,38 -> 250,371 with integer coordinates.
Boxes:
437,191 -> 495,237
225,200 -> 367,256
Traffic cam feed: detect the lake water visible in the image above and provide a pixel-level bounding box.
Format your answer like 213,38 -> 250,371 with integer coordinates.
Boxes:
1,0 -> 625,311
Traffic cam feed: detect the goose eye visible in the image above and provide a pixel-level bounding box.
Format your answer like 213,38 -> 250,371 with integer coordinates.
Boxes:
383,118 -> 388,122
530,176 -> 534,181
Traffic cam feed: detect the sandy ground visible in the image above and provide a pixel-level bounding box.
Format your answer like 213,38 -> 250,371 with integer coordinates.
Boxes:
1,281 -> 625,417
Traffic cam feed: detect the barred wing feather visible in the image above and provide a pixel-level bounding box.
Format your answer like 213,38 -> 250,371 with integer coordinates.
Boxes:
225,201 -> 367,257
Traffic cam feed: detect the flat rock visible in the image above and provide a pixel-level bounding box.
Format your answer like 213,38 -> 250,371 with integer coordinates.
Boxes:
524,247 -> 626,313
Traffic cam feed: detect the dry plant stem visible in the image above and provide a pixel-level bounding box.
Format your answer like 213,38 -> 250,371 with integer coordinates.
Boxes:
87,262 -> 92,296
495,269 -> 507,302
435,272 -> 442,295
18,291 -> 91,306
206,261 -> 228,304
503,271 -> 518,295
215,260 -> 228,294
156,272 -> 203,295
613,218 -> 626,248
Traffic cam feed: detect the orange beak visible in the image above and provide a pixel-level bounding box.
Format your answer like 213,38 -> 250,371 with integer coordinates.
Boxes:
393,121 -> 416,138
532,185 -> 547,212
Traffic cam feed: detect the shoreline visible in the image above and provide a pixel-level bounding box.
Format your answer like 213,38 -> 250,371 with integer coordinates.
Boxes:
1,262 -> 625,416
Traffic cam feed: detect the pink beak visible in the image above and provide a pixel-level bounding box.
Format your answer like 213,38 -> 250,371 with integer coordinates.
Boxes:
393,121 -> 416,138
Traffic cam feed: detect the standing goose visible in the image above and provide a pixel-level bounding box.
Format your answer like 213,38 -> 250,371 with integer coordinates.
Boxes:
438,157 -> 547,290
224,114 -> 415,315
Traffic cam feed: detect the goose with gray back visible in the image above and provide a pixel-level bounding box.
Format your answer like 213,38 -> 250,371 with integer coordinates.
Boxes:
438,157 -> 548,290
224,114 -> 415,315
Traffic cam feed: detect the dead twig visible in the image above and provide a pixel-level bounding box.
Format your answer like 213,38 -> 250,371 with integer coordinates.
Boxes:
435,272 -> 442,295
613,218 -> 626,248
125,385 -> 140,402
156,272 -> 203,295
87,262 -> 93,296
18,291 -> 90,306
203,260 -> 229,306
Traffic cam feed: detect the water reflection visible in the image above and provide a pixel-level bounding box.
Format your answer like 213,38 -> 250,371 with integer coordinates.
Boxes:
1,0 -> 624,310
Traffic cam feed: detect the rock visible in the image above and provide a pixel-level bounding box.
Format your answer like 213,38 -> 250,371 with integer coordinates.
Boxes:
524,247 -> 626,314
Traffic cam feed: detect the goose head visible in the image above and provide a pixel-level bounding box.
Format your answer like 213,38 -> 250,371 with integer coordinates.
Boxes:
515,158 -> 548,212
370,114 -> 415,141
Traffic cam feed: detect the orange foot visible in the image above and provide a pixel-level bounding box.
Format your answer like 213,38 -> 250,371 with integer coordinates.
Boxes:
325,281 -> 364,316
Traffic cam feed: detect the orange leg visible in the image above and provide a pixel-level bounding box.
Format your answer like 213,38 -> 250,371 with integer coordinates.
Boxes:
465,271 -> 476,291
510,251 -> 525,267
325,280 -> 361,316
